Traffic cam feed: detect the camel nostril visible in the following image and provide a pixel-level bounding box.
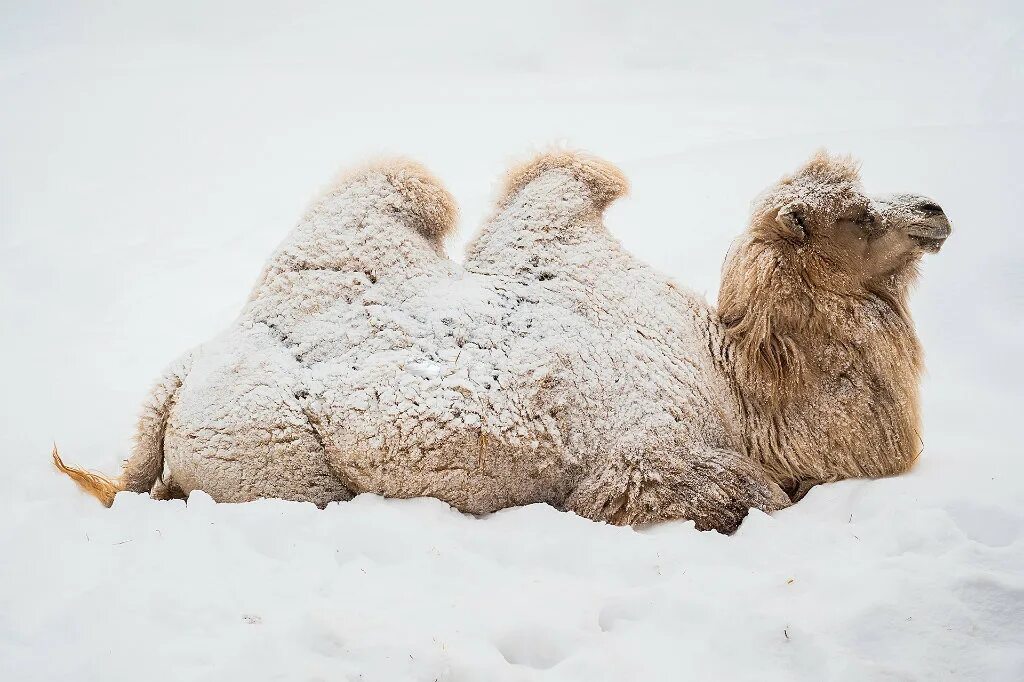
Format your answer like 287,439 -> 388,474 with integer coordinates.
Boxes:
916,201 -> 944,215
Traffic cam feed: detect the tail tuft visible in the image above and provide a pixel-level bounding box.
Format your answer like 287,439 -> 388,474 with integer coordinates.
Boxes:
52,445 -> 122,507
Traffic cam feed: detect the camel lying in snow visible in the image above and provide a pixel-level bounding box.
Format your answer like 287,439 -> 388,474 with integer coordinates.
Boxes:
55,150 -> 951,532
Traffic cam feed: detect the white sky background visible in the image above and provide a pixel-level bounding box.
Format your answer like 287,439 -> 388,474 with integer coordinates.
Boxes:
0,0 -> 1021,471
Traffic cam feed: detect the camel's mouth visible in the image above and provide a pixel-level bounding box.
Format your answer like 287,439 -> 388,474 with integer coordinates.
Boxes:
907,222 -> 951,254
910,234 -> 947,253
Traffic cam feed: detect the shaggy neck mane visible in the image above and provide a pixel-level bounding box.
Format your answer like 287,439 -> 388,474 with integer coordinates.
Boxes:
718,235 -> 923,486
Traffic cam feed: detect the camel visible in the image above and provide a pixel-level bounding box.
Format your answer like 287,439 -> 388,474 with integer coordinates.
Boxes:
54,149 -> 951,533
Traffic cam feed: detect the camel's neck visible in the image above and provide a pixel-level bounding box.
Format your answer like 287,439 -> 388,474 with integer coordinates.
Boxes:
718,246 -> 923,485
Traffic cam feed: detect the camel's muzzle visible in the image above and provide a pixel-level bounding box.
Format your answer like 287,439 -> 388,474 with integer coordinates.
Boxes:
907,217 -> 951,254
904,198 -> 951,254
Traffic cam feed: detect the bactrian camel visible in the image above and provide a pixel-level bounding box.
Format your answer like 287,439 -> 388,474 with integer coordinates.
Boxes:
55,150 -> 952,533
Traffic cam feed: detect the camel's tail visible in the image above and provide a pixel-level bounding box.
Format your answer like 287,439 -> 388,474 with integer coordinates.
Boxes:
53,354 -> 192,506
51,445 -> 123,507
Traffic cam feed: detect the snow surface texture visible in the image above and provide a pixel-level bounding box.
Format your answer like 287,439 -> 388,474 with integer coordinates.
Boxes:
1,1 -> 1022,680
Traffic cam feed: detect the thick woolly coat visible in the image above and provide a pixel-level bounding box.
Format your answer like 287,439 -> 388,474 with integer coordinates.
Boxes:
103,153 -> 785,532
58,150 -> 949,533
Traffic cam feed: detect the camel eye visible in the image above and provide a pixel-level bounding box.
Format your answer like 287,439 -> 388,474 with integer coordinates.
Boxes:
854,211 -> 881,233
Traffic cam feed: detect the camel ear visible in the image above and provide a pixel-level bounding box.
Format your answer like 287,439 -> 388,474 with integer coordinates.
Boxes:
777,202 -> 808,242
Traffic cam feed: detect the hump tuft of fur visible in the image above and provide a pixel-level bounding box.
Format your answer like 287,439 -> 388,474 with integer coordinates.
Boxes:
787,149 -> 861,184
328,158 -> 458,243
498,149 -> 629,211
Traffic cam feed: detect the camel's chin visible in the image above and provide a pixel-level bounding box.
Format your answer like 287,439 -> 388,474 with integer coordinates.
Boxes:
911,235 -> 946,254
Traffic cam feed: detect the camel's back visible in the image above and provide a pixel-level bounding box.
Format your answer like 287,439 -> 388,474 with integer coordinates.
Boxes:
299,162 -> 748,512
293,254 -> 742,513
161,156 -> 744,513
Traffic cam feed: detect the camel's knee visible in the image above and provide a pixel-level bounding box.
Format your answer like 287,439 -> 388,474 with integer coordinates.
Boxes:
568,447 -> 790,534
150,475 -> 186,501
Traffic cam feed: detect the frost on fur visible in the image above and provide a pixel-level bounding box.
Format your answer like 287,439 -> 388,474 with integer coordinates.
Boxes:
497,149 -> 629,212
54,149 -> 950,534
325,158 -> 458,243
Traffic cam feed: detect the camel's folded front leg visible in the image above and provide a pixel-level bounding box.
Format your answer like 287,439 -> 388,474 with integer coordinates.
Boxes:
567,447 -> 791,534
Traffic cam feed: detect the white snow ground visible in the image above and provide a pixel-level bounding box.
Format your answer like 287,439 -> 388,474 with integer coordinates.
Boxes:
1,2 -> 1022,680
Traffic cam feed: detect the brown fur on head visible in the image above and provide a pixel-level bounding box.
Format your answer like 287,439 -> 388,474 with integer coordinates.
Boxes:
719,151 -> 951,483
719,152 -> 870,403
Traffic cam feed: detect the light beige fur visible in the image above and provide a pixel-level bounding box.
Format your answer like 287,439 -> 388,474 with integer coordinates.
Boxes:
55,150 -> 950,532
325,158 -> 459,243
720,151 -> 949,491
497,150 -> 630,211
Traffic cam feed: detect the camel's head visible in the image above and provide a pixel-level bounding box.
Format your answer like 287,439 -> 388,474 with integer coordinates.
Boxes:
721,152 -> 948,484
720,151 -> 951,412
747,150 -> 951,292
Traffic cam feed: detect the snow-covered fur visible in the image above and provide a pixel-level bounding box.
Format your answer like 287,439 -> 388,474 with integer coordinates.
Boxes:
719,151 -> 950,492
54,150 -> 950,533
